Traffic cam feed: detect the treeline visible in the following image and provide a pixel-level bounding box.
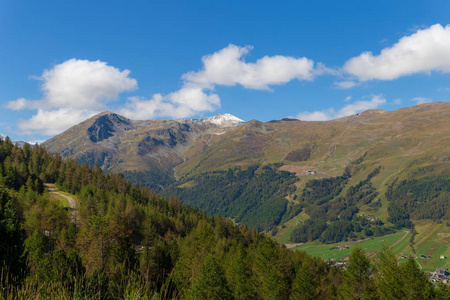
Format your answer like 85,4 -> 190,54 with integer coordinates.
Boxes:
387,176 -> 450,228
291,163 -> 392,243
166,165 -> 297,231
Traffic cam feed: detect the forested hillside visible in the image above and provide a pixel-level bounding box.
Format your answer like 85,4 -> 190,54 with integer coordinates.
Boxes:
166,164 -> 297,231
1,136 -> 448,299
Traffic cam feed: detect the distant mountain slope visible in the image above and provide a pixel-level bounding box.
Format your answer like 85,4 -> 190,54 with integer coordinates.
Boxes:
43,112 -> 245,178
43,102 -> 450,237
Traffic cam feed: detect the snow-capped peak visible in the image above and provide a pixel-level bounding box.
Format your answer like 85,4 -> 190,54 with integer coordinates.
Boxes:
199,113 -> 245,127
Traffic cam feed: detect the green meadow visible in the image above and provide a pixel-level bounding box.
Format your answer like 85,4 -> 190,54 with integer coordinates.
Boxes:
290,221 -> 450,272
292,231 -> 408,261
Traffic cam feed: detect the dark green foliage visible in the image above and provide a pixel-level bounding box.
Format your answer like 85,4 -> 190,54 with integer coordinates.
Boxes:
253,237 -> 290,299
301,175 -> 349,206
401,256 -> 434,299
122,169 -> 175,192
0,188 -> 25,278
290,255 -> 319,300
340,246 -> 376,299
185,253 -> 233,300
291,219 -> 327,243
166,165 -> 297,230
291,166 -> 392,243
377,247 -> 405,299
386,176 -> 450,228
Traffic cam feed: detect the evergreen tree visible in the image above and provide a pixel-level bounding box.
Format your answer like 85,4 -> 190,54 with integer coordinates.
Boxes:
290,255 -> 318,300
401,256 -> 434,299
0,189 -> 25,276
185,253 -> 233,300
376,246 -> 404,300
340,246 -> 376,300
253,237 -> 289,299
226,244 -> 255,299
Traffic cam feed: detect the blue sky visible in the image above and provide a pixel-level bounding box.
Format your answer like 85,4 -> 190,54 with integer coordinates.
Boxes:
1,0 -> 450,142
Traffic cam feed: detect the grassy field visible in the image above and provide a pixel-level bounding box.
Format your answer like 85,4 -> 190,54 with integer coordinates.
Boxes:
292,231 -> 408,261
412,221 -> 450,272
288,220 -> 450,272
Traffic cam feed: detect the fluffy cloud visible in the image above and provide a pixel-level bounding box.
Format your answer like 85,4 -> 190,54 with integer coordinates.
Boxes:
120,86 -> 220,120
17,108 -> 97,136
6,98 -> 31,110
122,44 -> 316,119
7,59 -> 138,135
344,24 -> 450,81
411,97 -> 432,104
296,94 -> 386,121
182,44 -> 315,90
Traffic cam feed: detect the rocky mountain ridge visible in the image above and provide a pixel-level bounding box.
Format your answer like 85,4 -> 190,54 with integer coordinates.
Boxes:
43,111 -> 245,176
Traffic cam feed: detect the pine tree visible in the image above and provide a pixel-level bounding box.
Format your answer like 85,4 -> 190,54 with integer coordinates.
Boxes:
401,256 -> 434,299
340,246 -> 376,300
290,255 -> 318,300
185,253 -> 233,300
377,246 -> 404,300
253,237 -> 289,299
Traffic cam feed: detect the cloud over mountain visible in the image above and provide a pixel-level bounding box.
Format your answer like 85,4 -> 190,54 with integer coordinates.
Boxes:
297,94 -> 386,121
119,44 -> 316,120
7,59 -> 138,134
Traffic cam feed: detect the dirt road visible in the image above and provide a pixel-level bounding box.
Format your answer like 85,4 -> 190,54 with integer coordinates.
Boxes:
46,184 -> 78,223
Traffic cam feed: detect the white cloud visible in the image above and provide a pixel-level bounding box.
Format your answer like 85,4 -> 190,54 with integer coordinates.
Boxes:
6,98 -> 32,110
7,59 -> 138,135
296,109 -> 335,121
344,95 -> 352,102
121,44 -> 316,120
120,86 -> 220,120
18,108 -> 98,136
411,97 -> 432,104
296,94 -> 386,121
334,81 -> 360,89
182,44 -> 315,90
9,46 -> 318,136
41,59 -> 137,109
344,24 -> 450,81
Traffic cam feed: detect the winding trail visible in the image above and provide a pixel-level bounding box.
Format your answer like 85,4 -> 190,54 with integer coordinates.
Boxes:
45,184 -> 78,224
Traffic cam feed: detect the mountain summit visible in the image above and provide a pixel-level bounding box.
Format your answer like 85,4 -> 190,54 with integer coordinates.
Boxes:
42,112 -> 245,181
197,113 -> 245,126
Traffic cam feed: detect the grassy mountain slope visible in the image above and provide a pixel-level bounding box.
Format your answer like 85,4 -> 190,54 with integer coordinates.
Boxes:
43,102 -> 450,243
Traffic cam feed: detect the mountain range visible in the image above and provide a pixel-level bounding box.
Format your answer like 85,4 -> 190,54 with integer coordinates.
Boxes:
42,102 -> 450,241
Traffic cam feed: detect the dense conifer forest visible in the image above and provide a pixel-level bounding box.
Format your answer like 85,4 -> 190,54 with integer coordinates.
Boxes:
166,165 -> 297,231
0,137 -> 449,299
